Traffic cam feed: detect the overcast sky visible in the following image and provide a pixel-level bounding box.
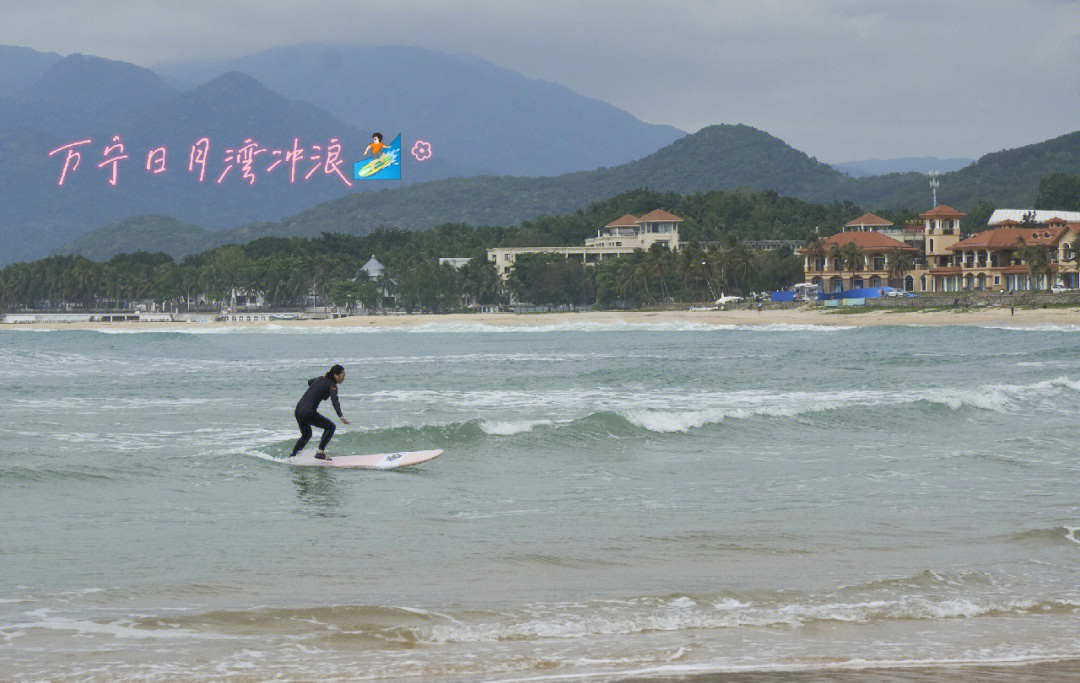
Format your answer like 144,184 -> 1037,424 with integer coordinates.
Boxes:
3,0 -> 1078,161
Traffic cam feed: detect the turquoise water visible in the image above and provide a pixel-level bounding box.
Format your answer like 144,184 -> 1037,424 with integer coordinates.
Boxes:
2,321 -> 1080,681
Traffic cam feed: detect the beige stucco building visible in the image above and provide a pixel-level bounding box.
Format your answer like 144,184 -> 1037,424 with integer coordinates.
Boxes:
487,210 -> 683,279
802,206 -> 1080,293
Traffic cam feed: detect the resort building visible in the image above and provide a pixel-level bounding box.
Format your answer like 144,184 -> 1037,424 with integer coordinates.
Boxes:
801,206 -> 1080,293
800,228 -> 919,293
487,210 -> 683,279
943,217 -> 1080,291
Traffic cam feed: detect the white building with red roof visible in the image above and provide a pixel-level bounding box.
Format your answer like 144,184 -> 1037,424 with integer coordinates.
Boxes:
487,211 -> 683,279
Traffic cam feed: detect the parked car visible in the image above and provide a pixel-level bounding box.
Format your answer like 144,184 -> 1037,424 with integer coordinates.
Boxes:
1051,284 -> 1070,294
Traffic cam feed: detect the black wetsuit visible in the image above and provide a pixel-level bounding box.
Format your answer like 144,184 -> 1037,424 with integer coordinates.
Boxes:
289,376 -> 343,456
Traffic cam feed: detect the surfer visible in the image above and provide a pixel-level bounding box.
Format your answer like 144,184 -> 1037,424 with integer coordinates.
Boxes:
361,132 -> 386,159
289,365 -> 351,460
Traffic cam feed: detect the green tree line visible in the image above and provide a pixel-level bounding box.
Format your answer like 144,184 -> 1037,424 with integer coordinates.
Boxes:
0,187 -> 878,311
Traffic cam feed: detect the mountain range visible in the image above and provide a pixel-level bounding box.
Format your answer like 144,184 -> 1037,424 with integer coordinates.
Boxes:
0,44 -> 683,264
830,157 -> 974,177
2,43 -> 1079,265
154,44 -> 686,178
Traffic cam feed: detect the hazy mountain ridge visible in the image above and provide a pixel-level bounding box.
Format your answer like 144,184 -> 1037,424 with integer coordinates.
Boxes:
831,156 -> 974,177
0,45 -> 62,97
154,43 -> 686,178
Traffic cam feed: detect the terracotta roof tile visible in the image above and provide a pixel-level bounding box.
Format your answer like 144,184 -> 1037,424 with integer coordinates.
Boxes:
950,226 -> 1067,251
605,214 -> 639,228
919,205 -> 966,219
799,231 -> 916,254
844,213 -> 893,228
636,209 -> 683,222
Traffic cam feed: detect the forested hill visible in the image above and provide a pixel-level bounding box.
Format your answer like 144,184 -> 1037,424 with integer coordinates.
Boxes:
64,124 -> 847,257
56,126 -> 1080,261
829,130 -> 1080,211
60,187 -> 865,261
239,123 -> 849,243
233,126 -> 1080,237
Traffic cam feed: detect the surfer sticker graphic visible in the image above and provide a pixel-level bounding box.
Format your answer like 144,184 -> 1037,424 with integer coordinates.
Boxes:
353,132 -> 401,180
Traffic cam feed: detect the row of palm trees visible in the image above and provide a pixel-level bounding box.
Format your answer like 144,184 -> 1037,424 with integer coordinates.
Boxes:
0,240 -> 807,312
0,249 -> 504,313
802,236 -> 914,288
600,242 -> 799,304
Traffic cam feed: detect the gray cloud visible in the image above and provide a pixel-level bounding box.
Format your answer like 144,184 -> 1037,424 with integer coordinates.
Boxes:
3,0 -> 1077,161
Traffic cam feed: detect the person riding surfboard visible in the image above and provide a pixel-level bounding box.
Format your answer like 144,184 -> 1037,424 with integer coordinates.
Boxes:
361,132 -> 387,159
289,365 -> 350,460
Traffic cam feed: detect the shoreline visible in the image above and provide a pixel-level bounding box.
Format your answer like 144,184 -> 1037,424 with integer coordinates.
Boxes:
618,657 -> 1080,683
5,306 -> 1080,331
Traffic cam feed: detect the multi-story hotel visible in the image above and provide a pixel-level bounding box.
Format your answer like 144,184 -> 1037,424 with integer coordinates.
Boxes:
801,206 -> 1080,293
487,210 -> 683,280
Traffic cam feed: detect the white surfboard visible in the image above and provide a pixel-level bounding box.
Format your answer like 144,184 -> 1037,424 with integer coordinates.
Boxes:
289,449 -> 442,469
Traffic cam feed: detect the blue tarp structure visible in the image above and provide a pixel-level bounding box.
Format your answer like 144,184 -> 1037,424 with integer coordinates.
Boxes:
818,286 -> 910,300
770,291 -> 795,302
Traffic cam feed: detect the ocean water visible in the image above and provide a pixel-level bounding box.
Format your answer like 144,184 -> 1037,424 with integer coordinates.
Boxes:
2,321 -> 1079,682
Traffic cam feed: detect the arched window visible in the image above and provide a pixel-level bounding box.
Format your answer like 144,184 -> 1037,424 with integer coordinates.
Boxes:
905,275 -> 914,291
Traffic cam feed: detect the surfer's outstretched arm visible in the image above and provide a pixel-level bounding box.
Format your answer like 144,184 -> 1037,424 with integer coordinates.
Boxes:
329,384 -> 350,424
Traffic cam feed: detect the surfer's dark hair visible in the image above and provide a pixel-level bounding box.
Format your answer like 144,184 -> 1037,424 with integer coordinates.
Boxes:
327,364 -> 345,379
371,132 -> 382,141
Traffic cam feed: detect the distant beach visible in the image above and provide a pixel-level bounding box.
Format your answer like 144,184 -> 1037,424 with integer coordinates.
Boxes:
9,304 -> 1080,332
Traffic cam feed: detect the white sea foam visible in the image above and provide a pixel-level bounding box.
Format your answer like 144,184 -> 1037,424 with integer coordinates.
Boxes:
351,375 -> 1080,434
417,595 -> 1074,644
983,324 -> 1080,332
50,320 -> 857,335
480,419 -> 555,436
3,609 -> 213,641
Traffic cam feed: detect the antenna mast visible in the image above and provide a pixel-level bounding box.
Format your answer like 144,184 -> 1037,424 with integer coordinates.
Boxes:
929,170 -> 940,208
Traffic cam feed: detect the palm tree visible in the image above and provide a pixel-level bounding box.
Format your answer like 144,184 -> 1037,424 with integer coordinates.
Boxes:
885,247 -> 913,289
804,235 -> 827,274
827,243 -> 844,274
722,244 -> 754,293
839,242 -> 865,287
1015,238 -> 1051,290
643,244 -> 672,301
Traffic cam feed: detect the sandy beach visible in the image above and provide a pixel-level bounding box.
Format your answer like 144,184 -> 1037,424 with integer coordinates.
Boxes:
9,304 -> 1080,332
